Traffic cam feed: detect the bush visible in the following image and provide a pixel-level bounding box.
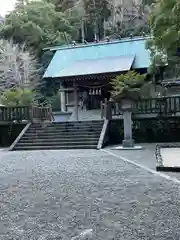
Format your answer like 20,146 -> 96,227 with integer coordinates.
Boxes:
111,70 -> 147,100
0,88 -> 35,106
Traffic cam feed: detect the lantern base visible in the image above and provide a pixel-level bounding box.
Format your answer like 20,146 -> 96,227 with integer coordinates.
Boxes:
122,139 -> 135,148
112,145 -> 143,150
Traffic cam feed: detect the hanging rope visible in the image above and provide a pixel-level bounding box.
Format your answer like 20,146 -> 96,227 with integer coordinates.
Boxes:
76,83 -> 107,89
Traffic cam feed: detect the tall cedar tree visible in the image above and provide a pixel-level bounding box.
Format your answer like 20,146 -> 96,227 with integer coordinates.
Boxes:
83,0 -> 111,40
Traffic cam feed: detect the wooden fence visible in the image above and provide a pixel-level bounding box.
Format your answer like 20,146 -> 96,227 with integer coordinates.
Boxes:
0,105 -> 52,122
101,96 -> 180,119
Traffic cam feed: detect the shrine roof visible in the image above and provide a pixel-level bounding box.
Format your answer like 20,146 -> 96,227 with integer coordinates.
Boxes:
43,36 -> 151,79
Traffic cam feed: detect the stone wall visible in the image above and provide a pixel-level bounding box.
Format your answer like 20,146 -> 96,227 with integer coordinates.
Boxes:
0,124 -> 26,147
108,117 -> 180,145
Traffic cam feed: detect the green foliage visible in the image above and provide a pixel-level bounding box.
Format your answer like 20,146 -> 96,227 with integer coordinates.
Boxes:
0,1 -> 76,54
142,0 -> 155,5
82,0 -> 111,39
0,88 -> 35,106
0,0 -> 153,53
146,39 -> 167,77
46,0 -> 75,11
109,118 -> 180,145
111,71 -> 147,100
83,0 -> 111,23
147,0 -> 180,81
149,0 -> 178,54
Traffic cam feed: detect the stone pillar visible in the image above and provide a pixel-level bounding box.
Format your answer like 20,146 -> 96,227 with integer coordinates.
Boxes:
74,82 -> 78,121
60,83 -> 66,112
122,111 -> 134,148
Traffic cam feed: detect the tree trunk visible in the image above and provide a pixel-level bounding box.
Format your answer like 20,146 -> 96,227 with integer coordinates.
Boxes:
81,17 -> 85,42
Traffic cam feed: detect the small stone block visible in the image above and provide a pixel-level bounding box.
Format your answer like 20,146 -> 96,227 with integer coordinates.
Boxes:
122,139 -> 135,148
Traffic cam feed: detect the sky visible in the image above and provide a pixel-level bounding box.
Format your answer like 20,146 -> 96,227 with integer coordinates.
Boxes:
0,0 -> 16,16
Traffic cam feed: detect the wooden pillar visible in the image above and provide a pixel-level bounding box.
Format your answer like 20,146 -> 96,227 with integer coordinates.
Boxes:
60,82 -> 66,112
74,82 -> 78,121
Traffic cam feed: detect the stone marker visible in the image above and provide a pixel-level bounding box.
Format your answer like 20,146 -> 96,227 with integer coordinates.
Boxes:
112,97 -> 142,150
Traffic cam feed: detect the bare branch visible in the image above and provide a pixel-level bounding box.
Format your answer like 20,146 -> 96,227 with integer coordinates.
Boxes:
0,40 -> 40,92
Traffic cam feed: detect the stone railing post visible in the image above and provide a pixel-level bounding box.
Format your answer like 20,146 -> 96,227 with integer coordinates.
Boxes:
104,99 -> 107,119
105,99 -> 112,120
100,101 -> 104,119
29,105 -> 34,122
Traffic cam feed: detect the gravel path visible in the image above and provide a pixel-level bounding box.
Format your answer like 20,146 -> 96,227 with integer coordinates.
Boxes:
107,143 -> 180,181
0,149 -> 180,239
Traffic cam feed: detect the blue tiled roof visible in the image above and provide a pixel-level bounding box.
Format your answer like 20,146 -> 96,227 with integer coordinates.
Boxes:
43,37 -> 151,78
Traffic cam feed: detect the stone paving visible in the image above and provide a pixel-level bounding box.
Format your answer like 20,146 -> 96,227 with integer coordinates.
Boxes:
161,147 -> 180,168
0,148 -> 180,239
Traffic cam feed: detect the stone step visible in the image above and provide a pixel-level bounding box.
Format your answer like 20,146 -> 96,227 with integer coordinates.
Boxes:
21,134 -> 100,141
30,122 -> 103,126
19,137 -> 98,143
27,126 -> 102,133
24,130 -> 101,137
13,145 -> 97,150
26,131 -> 101,136
32,121 -> 103,127
47,122 -> 103,126
31,126 -> 103,130
17,141 -> 98,146
12,120 -> 103,151
31,122 -> 103,126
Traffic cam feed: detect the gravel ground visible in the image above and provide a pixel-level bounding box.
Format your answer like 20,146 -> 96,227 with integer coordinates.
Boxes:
0,149 -> 180,239
107,143 -> 180,181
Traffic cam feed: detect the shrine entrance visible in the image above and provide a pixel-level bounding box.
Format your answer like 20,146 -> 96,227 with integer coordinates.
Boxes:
89,94 -> 101,109
78,85 -> 110,110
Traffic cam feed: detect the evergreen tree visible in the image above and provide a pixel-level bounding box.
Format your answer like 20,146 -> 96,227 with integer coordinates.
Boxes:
46,0 -> 75,11
83,0 -> 111,40
0,1 -> 77,54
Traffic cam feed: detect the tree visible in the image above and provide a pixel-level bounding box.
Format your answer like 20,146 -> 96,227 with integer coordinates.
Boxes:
15,0 -> 27,8
0,1 -> 77,54
0,40 -> 40,91
147,0 -> 180,82
111,71 -> 147,100
83,0 -> 112,40
46,0 -> 75,11
0,88 -> 35,106
142,0 -> 155,5
149,0 -> 178,54
103,0 -> 152,39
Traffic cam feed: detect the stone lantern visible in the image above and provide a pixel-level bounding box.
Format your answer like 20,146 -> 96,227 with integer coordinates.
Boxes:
112,94 -> 142,150
120,97 -> 135,148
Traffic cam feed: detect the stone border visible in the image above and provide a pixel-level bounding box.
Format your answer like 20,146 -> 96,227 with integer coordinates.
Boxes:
97,120 -> 109,149
156,143 -> 180,172
9,122 -> 31,151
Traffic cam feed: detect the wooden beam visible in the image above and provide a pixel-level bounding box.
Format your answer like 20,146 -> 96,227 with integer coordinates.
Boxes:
59,83 -> 66,112
59,88 -> 75,92
73,82 -> 79,121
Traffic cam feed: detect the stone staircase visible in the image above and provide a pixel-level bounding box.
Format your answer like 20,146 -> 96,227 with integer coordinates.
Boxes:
12,121 -> 104,151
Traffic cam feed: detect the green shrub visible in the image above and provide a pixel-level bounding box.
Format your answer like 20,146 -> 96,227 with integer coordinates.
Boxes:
0,88 -> 35,106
